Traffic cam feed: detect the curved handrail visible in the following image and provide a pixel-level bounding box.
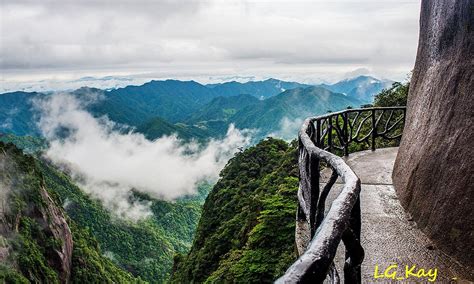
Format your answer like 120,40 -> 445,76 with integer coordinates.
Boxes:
277,107 -> 406,283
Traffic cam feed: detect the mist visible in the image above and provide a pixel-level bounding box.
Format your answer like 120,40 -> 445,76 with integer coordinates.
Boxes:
268,117 -> 303,141
34,93 -> 251,220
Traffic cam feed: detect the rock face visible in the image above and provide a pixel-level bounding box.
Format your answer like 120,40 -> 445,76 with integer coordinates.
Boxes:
393,0 -> 473,267
38,184 -> 74,283
0,143 -> 73,283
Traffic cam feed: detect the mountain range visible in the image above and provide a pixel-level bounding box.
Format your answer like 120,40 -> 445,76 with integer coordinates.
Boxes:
206,78 -> 310,100
319,75 -> 393,103
0,76 -> 393,140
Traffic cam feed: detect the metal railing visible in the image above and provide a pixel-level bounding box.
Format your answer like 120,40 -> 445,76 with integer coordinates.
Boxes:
276,107 -> 406,283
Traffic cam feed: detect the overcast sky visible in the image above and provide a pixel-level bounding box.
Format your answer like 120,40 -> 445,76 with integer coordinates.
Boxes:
1,0 -> 421,88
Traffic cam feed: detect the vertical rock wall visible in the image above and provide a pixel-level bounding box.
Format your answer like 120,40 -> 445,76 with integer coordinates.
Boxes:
393,0 -> 473,266
39,184 -> 73,283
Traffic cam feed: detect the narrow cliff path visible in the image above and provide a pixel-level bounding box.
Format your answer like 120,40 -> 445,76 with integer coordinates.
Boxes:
321,148 -> 473,282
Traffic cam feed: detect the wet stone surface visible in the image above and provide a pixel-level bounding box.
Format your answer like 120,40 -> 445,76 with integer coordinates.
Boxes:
320,148 -> 473,282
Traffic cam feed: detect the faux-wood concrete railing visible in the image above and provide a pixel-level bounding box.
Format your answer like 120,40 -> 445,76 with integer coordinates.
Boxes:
276,107 -> 406,283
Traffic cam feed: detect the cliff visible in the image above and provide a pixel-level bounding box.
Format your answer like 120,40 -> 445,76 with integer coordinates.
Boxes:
0,143 -> 73,283
0,142 -> 141,283
393,0 -> 473,266
37,184 -> 74,283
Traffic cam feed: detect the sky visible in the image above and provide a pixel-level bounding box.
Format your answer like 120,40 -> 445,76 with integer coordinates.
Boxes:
1,0 -> 421,90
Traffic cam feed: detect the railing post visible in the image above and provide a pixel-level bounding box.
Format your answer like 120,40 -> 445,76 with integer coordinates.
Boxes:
328,116 -> 333,153
371,109 -> 376,151
343,112 -> 349,157
309,153 -> 320,238
316,120 -> 321,148
297,137 -> 309,226
307,123 -> 320,237
343,192 -> 363,284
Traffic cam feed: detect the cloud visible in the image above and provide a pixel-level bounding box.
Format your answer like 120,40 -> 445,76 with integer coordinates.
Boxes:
34,93 -> 251,220
268,117 -> 304,141
1,0 -> 421,84
344,67 -> 372,78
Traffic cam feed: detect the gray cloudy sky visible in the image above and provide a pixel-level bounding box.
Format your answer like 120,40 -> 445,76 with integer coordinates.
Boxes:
1,0 -> 421,85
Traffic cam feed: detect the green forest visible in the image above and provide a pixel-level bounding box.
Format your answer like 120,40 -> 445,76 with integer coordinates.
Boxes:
171,138 -> 299,283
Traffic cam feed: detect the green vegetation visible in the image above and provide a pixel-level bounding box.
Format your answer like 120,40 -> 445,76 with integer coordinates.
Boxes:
229,86 -> 361,137
127,86 -> 363,142
371,81 -> 409,149
0,81 -> 361,141
0,142 -> 140,283
171,138 -> 299,283
186,94 -> 259,124
0,91 -> 44,136
38,159 -> 210,283
0,266 -> 29,284
0,142 -> 61,284
373,81 -> 409,107
0,140 -> 211,283
0,78 -> 409,283
136,116 -> 212,141
68,223 -> 144,283
0,134 -> 46,154
171,81 -> 409,283
89,80 -> 220,126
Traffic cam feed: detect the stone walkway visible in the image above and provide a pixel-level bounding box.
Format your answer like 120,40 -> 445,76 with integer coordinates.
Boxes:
322,148 -> 473,283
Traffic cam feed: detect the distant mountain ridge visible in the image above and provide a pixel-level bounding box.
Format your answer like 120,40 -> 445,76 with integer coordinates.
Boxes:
228,86 -> 360,138
0,76 -> 390,139
207,78 -> 311,99
318,75 -> 393,103
90,80 -> 220,125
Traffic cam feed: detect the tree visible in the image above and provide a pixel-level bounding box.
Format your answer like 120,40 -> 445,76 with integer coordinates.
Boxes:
373,81 -> 409,107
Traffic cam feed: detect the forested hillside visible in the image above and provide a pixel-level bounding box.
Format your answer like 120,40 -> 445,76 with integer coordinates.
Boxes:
170,81 -> 409,283
229,86 -> 360,135
0,142 -> 141,283
171,138 -> 299,283
186,94 -> 259,123
136,117 -> 212,141
137,94 -> 261,141
0,91 -> 45,136
0,141 -> 211,283
90,80 -> 220,126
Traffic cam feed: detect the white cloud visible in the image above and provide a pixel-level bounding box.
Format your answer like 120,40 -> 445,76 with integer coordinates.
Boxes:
268,117 -> 304,141
1,0 -> 421,86
34,93 -> 251,220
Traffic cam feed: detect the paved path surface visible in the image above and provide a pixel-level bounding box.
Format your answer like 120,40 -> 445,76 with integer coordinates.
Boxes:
322,148 -> 473,283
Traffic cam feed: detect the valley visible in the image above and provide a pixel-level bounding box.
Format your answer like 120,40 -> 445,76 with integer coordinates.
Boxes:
0,76 -> 399,283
